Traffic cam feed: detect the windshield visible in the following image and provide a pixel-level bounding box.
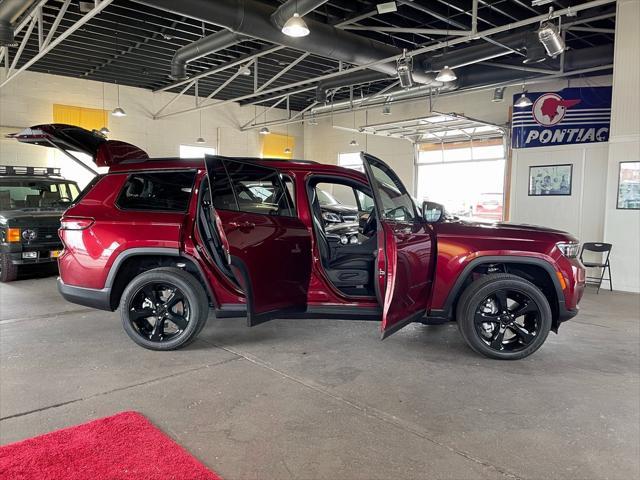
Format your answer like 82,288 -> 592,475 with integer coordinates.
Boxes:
317,189 -> 339,206
0,179 -> 80,210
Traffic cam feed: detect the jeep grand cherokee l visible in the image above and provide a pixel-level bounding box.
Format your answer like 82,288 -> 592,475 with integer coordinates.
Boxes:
13,124 -> 586,360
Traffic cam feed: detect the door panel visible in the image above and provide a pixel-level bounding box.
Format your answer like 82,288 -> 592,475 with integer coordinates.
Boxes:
361,153 -> 435,338
205,155 -> 311,326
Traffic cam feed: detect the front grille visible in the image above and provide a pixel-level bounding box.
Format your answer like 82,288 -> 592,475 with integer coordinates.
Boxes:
37,225 -> 60,240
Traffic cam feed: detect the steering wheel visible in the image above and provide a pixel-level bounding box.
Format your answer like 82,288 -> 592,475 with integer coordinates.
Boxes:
360,210 -> 377,236
58,195 -> 73,202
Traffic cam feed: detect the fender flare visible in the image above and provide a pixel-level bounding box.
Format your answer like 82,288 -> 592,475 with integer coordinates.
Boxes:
433,255 -> 565,319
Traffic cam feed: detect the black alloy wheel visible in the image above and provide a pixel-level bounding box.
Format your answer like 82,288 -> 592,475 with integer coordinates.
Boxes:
457,273 -> 552,360
128,282 -> 191,343
120,267 -> 208,350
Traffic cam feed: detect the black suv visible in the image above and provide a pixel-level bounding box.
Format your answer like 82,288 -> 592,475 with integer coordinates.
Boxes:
0,165 -> 80,282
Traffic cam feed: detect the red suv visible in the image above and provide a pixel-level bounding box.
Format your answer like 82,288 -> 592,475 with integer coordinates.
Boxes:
15,124 -> 586,360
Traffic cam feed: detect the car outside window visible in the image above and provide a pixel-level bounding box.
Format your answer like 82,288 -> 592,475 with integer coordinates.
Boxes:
116,171 -> 196,212
213,161 -> 295,217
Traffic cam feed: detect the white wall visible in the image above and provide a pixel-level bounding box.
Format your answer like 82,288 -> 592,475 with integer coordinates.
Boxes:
602,0 -> 640,293
510,143 -> 609,241
0,70 -> 304,182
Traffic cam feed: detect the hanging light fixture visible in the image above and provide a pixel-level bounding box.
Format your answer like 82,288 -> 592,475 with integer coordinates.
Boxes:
514,85 -> 533,108
98,83 -> 110,135
111,82 -> 127,117
436,66 -> 457,82
259,126 -> 270,135
396,50 -> 413,88
238,64 -> 252,76
196,100 -> 205,143
538,8 -> 565,58
282,13 -> 310,37
284,147 -> 292,153
349,139 -> 359,147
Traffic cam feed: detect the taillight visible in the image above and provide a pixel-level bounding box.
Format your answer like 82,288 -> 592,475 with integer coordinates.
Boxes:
60,217 -> 94,230
6,227 -> 21,242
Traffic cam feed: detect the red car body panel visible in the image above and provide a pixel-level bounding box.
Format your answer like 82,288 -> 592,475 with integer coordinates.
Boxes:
15,124 -> 585,337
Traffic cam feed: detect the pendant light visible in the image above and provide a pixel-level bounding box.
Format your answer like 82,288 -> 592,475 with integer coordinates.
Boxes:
259,106 -> 270,134
537,8 -> 565,58
99,83 -> 110,135
436,4 -> 457,83
282,4 -> 310,38
196,95 -> 205,143
349,109 -> 358,146
514,31 -> 533,108
284,124 -> 291,154
110,32 -> 126,117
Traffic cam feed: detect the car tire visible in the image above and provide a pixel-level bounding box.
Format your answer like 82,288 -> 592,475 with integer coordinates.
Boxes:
0,254 -> 18,282
120,267 -> 209,351
456,273 -> 552,360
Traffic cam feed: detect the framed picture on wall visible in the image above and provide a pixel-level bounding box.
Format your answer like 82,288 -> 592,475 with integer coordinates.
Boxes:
617,161 -> 640,210
528,164 -> 573,196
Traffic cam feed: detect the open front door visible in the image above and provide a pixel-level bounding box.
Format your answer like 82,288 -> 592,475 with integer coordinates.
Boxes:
361,153 -> 435,339
205,155 -> 311,326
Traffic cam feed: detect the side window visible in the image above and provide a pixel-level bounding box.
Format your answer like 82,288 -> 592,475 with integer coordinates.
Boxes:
213,161 -> 294,217
117,171 -> 196,212
368,163 -> 416,222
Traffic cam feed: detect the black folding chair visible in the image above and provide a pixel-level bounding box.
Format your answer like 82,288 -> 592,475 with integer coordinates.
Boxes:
580,242 -> 613,293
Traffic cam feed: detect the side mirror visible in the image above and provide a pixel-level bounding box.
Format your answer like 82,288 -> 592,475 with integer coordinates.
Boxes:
422,201 -> 444,223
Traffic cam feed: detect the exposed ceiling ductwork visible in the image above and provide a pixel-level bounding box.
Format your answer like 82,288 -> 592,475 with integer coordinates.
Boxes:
0,0 -> 36,46
134,0 -> 435,84
171,30 -> 248,80
315,70 -> 392,103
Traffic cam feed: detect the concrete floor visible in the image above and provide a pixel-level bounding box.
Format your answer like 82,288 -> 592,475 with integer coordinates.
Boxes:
1,275 -> 638,480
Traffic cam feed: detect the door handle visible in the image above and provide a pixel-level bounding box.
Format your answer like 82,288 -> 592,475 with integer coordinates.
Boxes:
229,221 -> 255,231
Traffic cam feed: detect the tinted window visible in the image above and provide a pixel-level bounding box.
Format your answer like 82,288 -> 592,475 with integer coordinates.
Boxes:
213,161 -> 294,217
117,171 -> 195,212
368,162 -> 416,222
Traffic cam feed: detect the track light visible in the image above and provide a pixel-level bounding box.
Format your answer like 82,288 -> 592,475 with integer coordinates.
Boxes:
436,65 -> 457,82
259,126 -> 270,135
396,50 -> 413,88
349,139 -> 359,146
492,87 -> 505,103
382,103 -> 392,116
514,90 -> 533,108
537,9 -> 565,58
282,13 -> 310,37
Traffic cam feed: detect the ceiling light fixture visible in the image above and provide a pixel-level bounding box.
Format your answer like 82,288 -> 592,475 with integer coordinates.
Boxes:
537,8 -> 565,58
282,13 -> 310,37
259,126 -> 270,135
514,86 -> 533,108
349,139 -> 359,146
99,83 -> 109,134
382,102 -> 392,115
396,49 -> 413,88
196,107 -> 205,144
111,33 -> 126,117
238,64 -> 252,76
376,2 -> 397,14
99,126 -> 110,135
284,147 -> 292,153
436,65 -> 457,82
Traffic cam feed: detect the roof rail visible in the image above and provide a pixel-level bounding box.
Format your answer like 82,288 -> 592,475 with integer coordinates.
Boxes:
0,165 -> 62,177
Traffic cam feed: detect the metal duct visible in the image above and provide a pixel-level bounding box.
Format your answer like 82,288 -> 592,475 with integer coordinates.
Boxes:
315,71 -> 391,103
0,0 -> 36,46
271,0 -> 329,30
171,30 -> 248,80
134,0 -> 435,84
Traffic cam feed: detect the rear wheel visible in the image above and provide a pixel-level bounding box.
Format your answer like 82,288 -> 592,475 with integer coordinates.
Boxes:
456,274 -> 552,360
0,254 -> 18,282
120,267 -> 208,351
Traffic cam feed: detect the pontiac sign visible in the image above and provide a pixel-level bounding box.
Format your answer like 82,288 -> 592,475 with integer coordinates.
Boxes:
511,86 -> 612,148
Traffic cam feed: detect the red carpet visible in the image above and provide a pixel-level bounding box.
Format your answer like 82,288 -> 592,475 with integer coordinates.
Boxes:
0,411 -> 222,480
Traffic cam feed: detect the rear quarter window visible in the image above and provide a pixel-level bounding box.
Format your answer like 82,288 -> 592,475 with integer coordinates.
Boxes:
116,171 -> 196,212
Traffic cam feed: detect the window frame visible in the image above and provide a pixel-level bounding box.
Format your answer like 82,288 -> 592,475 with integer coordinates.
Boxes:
114,169 -> 198,214
211,159 -> 296,218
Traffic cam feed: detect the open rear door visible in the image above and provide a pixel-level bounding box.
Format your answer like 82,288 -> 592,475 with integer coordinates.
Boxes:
205,155 -> 311,326
361,153 -> 435,339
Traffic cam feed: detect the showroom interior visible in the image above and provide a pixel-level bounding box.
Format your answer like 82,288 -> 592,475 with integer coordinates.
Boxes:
0,0 -> 638,478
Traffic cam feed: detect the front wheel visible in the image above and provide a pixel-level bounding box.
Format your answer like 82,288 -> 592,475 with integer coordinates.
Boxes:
456,274 -> 552,360
120,267 -> 209,351
0,254 -> 18,282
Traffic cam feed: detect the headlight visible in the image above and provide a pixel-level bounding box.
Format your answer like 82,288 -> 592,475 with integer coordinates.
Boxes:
556,241 -> 580,258
322,211 -> 342,223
